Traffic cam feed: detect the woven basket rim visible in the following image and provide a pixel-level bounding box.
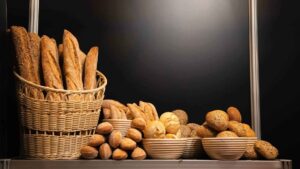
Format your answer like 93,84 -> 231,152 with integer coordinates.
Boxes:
14,70 -> 107,94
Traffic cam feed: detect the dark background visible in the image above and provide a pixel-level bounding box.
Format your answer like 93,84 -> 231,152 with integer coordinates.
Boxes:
1,0 -> 299,168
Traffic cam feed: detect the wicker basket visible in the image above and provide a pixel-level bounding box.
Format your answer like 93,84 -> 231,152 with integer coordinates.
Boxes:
23,129 -> 94,160
14,71 -> 107,159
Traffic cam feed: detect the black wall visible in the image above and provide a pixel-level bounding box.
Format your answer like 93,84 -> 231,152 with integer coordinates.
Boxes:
1,0 -> 299,168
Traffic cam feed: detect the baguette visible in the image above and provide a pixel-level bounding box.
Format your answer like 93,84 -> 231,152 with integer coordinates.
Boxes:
11,26 -> 43,99
28,32 -> 41,85
63,30 -> 83,101
40,35 -> 64,101
84,47 -> 98,90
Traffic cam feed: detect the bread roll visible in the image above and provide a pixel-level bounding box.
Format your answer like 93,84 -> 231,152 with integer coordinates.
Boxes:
131,117 -> 146,131
99,143 -> 112,159
87,134 -> 105,147
63,30 -> 83,100
40,35 -> 64,101
216,131 -> 238,137
102,99 -> 126,109
126,128 -> 142,142
227,106 -> 242,122
255,140 -> 279,160
172,109 -> 189,125
112,148 -> 128,160
80,146 -> 98,159
160,112 -> 180,134
120,138 -> 137,151
131,147 -> 146,160
228,121 -> 247,137
84,46 -> 98,90
196,124 -> 217,138
143,121 -> 166,138
179,125 -> 191,138
243,145 -> 258,160
109,130 -> 122,148
205,110 -> 229,131
96,122 -> 113,135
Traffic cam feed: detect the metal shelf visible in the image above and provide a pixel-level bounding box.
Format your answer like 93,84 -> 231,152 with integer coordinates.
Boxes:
0,159 -> 292,169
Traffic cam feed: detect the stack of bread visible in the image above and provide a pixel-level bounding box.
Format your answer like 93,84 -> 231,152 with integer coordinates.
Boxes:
80,121 -> 146,160
11,26 -> 99,100
195,106 -> 279,160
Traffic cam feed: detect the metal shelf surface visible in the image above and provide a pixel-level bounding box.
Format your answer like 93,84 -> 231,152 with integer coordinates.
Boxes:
0,159 -> 292,169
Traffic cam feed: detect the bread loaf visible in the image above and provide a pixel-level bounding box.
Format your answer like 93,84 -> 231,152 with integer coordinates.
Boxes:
40,35 -> 64,101
112,148 -> 128,160
84,47 -> 98,90
120,138 -> 137,151
109,130 -> 122,148
131,117 -> 146,131
63,30 -> 83,100
87,134 -> 105,147
11,26 -> 43,99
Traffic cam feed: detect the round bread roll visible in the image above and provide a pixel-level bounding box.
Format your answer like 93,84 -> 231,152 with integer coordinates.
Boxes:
196,124 -> 217,138
120,138 -> 137,151
205,110 -> 229,131
179,125 -> 191,138
109,130 -> 122,148
227,106 -> 242,122
96,122 -> 113,135
99,143 -> 112,159
80,145 -> 98,159
131,147 -> 147,160
187,123 -> 201,131
126,128 -> 142,142
112,148 -> 128,160
143,121 -> 166,138
131,117 -> 146,131
190,129 -> 198,137
165,134 -> 177,139
172,109 -> 188,125
160,112 -> 180,134
87,134 -> 106,147
216,131 -> 238,137
255,140 -> 279,160
243,145 -> 258,160
228,121 -> 247,137
243,123 -> 256,137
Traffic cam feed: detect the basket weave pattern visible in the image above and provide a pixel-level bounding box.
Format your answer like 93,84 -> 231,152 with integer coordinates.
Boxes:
15,71 -> 107,159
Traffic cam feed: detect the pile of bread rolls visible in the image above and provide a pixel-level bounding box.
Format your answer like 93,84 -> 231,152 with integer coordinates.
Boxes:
11,26 -> 99,101
80,121 -> 146,160
195,106 -> 279,160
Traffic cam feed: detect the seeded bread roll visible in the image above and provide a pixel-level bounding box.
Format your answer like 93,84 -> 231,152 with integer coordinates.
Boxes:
84,46 -> 98,90
40,35 -> 64,101
255,140 -> 279,160
216,131 -> 238,137
63,30 -> 83,100
205,110 -> 229,131
11,26 -> 43,99
227,106 -> 242,122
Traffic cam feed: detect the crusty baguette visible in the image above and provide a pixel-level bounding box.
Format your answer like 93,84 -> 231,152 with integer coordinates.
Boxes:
63,30 -> 83,101
11,26 -> 43,99
84,46 -> 98,90
28,32 -> 41,85
41,35 -> 64,101
63,30 -> 83,90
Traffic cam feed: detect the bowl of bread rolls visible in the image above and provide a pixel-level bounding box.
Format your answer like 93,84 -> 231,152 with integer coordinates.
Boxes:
142,112 -> 187,159
199,107 -> 278,160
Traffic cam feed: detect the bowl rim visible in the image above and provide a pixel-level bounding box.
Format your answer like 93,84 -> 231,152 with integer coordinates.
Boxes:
103,119 -> 132,122
143,138 -> 187,141
202,137 -> 257,140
